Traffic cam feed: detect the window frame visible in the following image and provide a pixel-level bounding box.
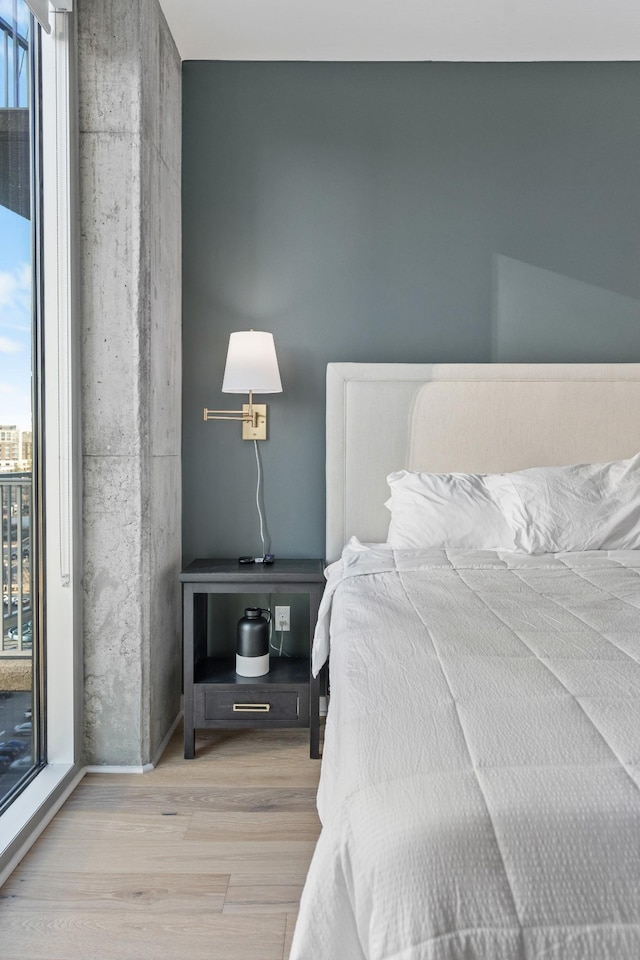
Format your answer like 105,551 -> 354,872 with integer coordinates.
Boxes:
0,6 -> 82,884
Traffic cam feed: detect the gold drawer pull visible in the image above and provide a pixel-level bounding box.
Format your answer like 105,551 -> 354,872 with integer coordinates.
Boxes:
233,702 -> 271,713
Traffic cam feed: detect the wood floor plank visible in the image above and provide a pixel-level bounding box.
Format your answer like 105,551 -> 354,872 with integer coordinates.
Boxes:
224,872 -> 308,915
31,810 -> 191,841
142,762 -> 323,788
154,732 -> 320,786
0,871 -> 228,913
190,729 -> 317,758
0,911 -> 286,960
62,785 -> 318,814
222,882 -> 305,914
226,871 -> 309,887
18,839 -> 318,875
185,810 -> 321,842
154,745 -> 322,788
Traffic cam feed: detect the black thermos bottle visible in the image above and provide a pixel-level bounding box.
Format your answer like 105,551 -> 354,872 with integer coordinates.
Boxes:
236,607 -> 270,677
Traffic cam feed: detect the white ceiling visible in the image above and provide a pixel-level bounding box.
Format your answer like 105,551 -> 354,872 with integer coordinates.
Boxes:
158,0 -> 640,62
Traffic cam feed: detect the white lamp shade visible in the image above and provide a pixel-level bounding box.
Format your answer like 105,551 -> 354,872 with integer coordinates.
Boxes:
221,331 -> 283,394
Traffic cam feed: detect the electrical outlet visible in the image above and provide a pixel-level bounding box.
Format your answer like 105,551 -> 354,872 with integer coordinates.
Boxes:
274,605 -> 290,631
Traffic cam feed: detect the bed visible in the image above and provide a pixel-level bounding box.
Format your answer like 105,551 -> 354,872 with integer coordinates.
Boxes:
290,363 -> 640,960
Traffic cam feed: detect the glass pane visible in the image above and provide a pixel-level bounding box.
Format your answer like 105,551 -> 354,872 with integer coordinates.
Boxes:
0,0 -> 38,806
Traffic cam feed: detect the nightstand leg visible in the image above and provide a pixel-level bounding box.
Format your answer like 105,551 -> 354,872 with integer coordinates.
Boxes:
310,671 -> 320,759
183,585 -> 197,759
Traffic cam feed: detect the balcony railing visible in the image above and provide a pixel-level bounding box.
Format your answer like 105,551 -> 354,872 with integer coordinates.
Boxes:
1,472 -> 32,658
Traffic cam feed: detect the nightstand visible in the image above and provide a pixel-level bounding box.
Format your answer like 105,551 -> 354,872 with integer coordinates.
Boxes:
180,558 -> 325,759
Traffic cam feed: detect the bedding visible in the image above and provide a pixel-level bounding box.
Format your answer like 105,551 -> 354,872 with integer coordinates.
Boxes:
292,540 -> 640,960
385,470 -> 517,551
385,454 -> 640,555
484,453 -> 640,554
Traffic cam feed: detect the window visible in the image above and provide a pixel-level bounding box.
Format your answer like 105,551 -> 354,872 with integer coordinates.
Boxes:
0,0 -> 41,812
0,0 -> 80,878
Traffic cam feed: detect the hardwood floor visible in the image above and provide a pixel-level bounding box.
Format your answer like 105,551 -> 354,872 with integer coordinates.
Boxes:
0,726 -> 322,960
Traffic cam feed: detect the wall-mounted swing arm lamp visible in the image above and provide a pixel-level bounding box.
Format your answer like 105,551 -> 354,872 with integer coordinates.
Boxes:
203,330 -> 283,440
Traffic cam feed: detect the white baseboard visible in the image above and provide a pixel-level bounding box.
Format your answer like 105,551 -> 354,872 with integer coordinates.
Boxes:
84,709 -> 183,775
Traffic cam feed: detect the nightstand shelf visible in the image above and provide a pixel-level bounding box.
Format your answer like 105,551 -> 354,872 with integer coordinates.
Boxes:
180,558 -> 325,759
195,656 -> 310,685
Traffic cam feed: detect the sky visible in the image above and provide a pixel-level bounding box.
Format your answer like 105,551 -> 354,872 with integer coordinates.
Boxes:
0,194 -> 32,434
0,0 -> 29,35
0,0 -> 32,434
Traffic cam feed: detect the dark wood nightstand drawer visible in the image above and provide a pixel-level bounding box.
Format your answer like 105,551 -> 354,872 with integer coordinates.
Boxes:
204,688 -> 301,721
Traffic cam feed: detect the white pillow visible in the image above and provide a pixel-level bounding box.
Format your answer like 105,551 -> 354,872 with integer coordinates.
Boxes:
385,470 -> 517,551
484,453 -> 640,553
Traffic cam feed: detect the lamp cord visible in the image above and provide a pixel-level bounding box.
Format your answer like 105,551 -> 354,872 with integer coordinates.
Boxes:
253,439 -> 267,558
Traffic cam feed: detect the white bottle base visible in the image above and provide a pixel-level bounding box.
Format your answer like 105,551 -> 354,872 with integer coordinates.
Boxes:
236,653 -> 270,677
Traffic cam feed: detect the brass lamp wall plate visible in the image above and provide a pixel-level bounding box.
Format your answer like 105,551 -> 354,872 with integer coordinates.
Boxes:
242,403 -> 267,440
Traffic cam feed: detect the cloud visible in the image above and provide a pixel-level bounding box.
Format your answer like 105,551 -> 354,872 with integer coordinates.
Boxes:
0,337 -> 21,354
0,382 -> 16,394
0,264 -> 31,336
0,273 -> 18,309
0,264 -> 30,310
0,266 -> 29,309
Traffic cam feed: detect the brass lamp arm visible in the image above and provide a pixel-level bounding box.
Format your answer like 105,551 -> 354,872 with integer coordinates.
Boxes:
204,390 -> 261,429
204,409 -> 255,421
203,391 -> 267,439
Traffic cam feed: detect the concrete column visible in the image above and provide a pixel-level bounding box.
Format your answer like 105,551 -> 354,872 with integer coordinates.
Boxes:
77,0 -> 182,765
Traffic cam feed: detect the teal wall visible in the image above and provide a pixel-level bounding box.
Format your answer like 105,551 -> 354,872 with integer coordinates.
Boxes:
182,62 -> 640,562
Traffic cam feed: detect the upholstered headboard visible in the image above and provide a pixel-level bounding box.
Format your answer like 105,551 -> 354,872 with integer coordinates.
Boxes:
326,362 -> 640,562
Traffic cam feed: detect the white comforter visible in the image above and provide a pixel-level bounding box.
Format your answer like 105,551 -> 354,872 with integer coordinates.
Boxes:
290,540 -> 640,960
